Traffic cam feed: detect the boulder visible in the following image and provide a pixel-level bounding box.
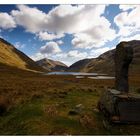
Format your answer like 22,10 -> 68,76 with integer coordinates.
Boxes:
98,89 -> 140,123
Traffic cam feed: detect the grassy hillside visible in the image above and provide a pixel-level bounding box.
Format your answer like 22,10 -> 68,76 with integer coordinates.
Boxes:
68,59 -> 91,72
0,38 -> 45,73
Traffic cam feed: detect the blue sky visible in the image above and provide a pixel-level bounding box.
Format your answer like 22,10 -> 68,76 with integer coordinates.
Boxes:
0,4 -> 140,66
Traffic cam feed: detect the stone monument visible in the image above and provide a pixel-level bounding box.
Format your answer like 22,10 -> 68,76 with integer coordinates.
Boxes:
115,42 -> 133,93
98,41 -> 140,123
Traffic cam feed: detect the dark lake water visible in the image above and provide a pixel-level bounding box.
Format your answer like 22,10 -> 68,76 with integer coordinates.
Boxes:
46,72 -> 115,80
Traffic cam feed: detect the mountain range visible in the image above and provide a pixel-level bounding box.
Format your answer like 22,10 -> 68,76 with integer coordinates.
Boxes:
0,38 -> 140,75
68,40 -> 140,75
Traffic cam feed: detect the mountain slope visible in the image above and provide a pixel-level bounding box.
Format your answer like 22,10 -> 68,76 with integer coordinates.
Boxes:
36,58 -> 68,72
67,40 -> 140,75
68,59 -> 91,72
0,38 -> 45,72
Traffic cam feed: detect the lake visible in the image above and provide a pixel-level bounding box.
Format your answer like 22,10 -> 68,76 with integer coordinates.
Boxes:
47,72 -> 99,76
46,72 -> 115,80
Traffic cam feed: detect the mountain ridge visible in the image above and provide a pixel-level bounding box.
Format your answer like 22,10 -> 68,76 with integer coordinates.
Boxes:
36,58 -> 68,72
0,38 -> 46,73
1,38 -> 140,75
67,40 -> 140,75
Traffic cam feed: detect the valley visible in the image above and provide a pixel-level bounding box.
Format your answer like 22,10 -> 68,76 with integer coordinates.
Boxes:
0,38 -> 140,135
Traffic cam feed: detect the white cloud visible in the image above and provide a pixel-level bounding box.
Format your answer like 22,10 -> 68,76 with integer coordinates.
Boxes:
11,5 -> 106,34
114,5 -> 140,38
67,50 -> 87,58
11,5 -> 47,33
14,42 -> 25,49
48,4 -> 116,48
50,50 -> 88,66
119,5 -> 138,11
40,41 -> 61,55
31,52 -> 45,61
71,22 -> 116,49
38,32 -> 64,41
72,33 -> 93,49
119,34 -> 140,42
0,12 -> 16,29
57,40 -> 64,45
89,47 -> 110,58
46,5 -> 106,34
11,5 -> 116,49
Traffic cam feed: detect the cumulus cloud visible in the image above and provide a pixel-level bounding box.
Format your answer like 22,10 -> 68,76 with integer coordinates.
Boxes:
46,5 -> 106,34
50,50 -> 88,66
89,47 -> 110,58
0,12 -> 16,29
48,5 -> 116,48
38,32 -> 64,41
72,22 -> 116,49
11,5 -> 47,33
11,5 -> 106,33
11,4 -> 116,48
40,41 -> 61,55
67,50 -> 87,58
114,5 -> 140,39
119,5 -> 138,11
119,34 -> 140,42
57,40 -> 64,45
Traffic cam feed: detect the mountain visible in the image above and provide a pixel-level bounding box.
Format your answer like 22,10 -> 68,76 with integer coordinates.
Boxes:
68,58 -> 91,72
67,40 -> 140,75
0,38 -> 45,73
36,58 -> 68,72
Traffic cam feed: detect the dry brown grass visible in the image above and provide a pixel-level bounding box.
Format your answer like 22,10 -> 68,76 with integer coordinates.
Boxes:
0,65 -> 140,135
0,95 -> 10,115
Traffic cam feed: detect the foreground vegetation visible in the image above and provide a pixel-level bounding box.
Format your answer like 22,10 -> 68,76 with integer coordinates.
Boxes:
0,66 -> 140,135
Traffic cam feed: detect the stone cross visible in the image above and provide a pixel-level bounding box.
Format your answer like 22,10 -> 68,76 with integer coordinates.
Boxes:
114,42 -> 133,93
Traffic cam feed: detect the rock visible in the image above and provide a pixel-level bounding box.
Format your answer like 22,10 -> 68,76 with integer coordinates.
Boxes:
68,104 -> 84,115
93,108 -> 99,113
98,89 -> 140,123
115,42 -> 133,93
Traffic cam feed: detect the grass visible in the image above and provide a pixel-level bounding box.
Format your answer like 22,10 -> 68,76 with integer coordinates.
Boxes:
0,67 -> 140,135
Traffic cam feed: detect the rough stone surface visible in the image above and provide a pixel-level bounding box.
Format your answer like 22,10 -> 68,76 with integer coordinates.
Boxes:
68,104 -> 84,115
115,42 -> 133,93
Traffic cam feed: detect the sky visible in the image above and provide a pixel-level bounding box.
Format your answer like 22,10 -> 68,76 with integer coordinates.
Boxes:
0,4 -> 140,66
